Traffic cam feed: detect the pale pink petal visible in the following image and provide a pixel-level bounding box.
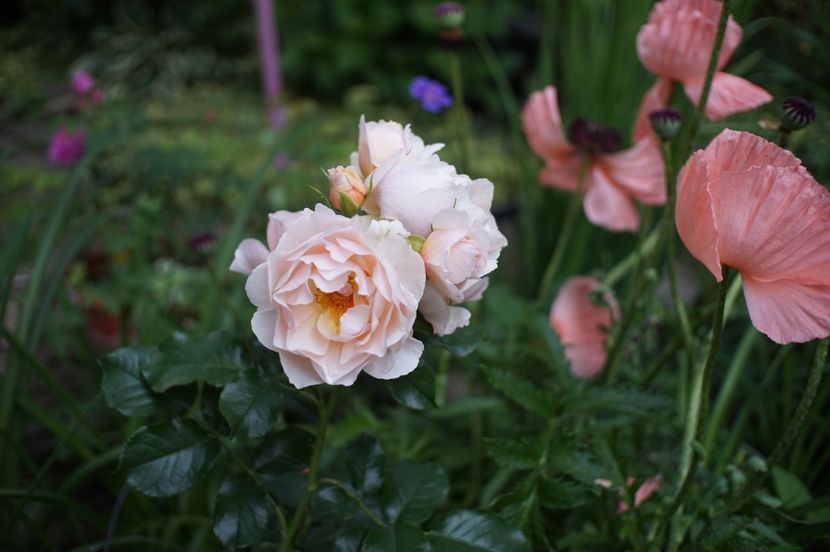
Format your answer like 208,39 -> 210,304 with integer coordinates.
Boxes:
279,351 -> 325,388
698,129 -> 803,178
362,336 -> 424,380
634,476 -> 663,507
267,211 -> 303,250
539,153 -> 584,191
521,86 -> 573,160
742,277 -> 830,344
600,137 -> 666,205
676,150 -> 721,280
633,78 -> 673,142
230,239 -> 269,275
637,0 -> 742,82
251,309 -> 278,352
550,277 -> 619,379
683,72 -> 773,121
419,283 -> 471,336
582,166 -> 640,232
245,263 -> 272,308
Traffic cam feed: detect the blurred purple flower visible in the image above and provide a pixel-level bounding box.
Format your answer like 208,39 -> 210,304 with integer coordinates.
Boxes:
71,70 -> 94,94
409,76 -> 453,113
188,232 -> 218,254
47,127 -> 86,167
273,152 -> 292,171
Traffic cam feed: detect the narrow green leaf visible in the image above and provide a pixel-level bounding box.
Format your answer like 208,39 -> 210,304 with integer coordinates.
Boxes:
141,332 -> 244,392
119,419 -> 219,497
100,346 -> 162,417
213,476 -> 269,548
428,510 -> 531,551
383,462 -> 448,524
219,370 -> 283,440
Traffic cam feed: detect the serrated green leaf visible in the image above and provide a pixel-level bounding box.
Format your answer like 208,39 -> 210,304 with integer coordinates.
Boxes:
483,366 -> 555,417
547,447 -> 606,485
141,332 -> 244,392
213,476 -> 269,548
219,370 -> 283,440
538,478 -> 594,509
119,419 -> 219,497
383,461 -> 448,524
428,510 -> 531,551
100,346 -> 162,416
386,363 -> 436,411
363,523 -> 432,552
563,387 -> 669,417
484,438 -> 541,470
346,434 -> 385,495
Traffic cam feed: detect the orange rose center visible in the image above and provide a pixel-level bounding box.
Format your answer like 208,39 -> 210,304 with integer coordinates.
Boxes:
310,273 -> 357,333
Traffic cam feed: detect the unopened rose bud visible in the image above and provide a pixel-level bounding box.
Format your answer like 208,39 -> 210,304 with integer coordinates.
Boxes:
649,108 -> 683,141
780,96 -> 816,132
327,165 -> 366,215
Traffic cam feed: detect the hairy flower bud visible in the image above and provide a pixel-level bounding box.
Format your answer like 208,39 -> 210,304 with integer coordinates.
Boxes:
649,108 -> 683,141
780,96 -> 816,132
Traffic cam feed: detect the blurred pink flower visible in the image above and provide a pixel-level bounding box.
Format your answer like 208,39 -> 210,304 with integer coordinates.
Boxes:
89,88 -> 105,105
71,70 -> 94,94
618,475 -> 663,513
522,86 -> 665,232
634,0 -> 772,138
47,127 -> 86,167
676,130 -> 830,344
550,276 -> 619,378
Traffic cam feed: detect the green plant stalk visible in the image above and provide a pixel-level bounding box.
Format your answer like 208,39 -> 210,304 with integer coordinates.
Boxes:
448,50 -> 471,172
603,230 -> 659,287
280,390 -> 338,552
518,419 -> 555,533
655,270 -> 730,549
537,167 -> 586,303
675,0 -> 733,158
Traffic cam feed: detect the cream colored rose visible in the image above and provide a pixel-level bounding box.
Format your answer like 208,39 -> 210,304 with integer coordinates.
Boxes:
327,165 -> 367,212
244,204 -> 426,388
352,115 -> 443,178
230,211 -> 302,276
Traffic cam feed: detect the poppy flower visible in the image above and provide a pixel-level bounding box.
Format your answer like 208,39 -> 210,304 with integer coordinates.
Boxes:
550,276 -> 620,378
676,129 -> 830,344
634,0 -> 772,139
522,86 -> 665,232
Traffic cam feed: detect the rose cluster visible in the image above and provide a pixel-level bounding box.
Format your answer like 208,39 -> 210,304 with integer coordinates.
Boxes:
231,117 -> 507,388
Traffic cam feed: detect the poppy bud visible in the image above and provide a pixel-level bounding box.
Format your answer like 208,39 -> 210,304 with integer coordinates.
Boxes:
780,96 -> 816,132
649,108 -> 683,141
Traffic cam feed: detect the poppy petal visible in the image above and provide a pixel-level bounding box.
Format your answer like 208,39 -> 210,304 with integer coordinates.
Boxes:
633,78 -> 673,142
601,137 -> 666,205
684,72 -> 772,121
522,86 -> 573,160
583,166 -> 640,232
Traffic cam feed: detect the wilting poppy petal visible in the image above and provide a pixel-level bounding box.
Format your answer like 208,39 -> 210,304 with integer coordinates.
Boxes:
633,78 -> 673,142
539,152 -> 584,191
521,86 -> 573,160
600,136 -> 666,205
550,276 -> 619,378
684,72 -> 772,121
583,166 -> 640,233
676,149 -> 721,280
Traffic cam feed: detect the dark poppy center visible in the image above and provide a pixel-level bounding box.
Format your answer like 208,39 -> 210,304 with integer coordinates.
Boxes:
568,117 -> 622,155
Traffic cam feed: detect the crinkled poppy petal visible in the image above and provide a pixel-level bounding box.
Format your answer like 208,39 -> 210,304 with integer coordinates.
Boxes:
742,277 -> 830,344
700,129 -> 803,179
633,78 -> 673,142
550,276 -> 618,378
539,152 -> 584,191
600,137 -> 666,205
709,166 -> 830,283
676,150 -> 722,280
637,0 -> 741,82
583,165 -> 640,232
683,72 -> 772,121
521,86 -> 573,160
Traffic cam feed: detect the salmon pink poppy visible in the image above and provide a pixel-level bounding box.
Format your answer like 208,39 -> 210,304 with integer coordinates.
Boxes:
634,0 -> 772,139
522,86 -> 665,232
550,276 -> 620,378
676,130 -> 830,344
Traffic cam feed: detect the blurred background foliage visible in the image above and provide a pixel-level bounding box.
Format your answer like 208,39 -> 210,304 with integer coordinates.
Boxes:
1,0 -> 830,550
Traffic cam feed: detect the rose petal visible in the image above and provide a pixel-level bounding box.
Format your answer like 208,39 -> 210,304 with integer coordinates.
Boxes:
230,239 -> 270,275
279,351 -> 326,389
362,336 -> 424,380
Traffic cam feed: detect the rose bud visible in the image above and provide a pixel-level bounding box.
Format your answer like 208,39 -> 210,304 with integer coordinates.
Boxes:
327,165 -> 367,215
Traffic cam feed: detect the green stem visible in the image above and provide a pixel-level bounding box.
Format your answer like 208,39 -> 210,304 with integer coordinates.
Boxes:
603,230 -> 659,287
280,390 -> 338,552
449,51 -> 471,172
656,270 -> 730,548
518,419 -> 555,532
537,167 -> 586,302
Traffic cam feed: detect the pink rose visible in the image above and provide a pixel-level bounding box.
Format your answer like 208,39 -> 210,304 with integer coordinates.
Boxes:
418,185 -> 507,335
230,211 -> 302,276
327,165 -> 367,212
244,204 -> 426,388
353,116 -> 443,178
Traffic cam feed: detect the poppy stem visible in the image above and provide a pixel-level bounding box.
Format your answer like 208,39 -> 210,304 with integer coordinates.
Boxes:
676,0 -> 732,156
536,164 -> 587,302
650,269 -> 731,548
279,389 -> 338,552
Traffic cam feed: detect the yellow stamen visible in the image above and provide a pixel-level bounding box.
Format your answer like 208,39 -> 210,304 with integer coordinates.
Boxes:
310,274 -> 357,334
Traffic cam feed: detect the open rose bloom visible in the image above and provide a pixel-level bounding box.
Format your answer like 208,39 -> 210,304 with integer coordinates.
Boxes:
232,117 -> 507,387
676,130 -> 830,344
522,86 -> 665,232
550,276 -> 620,378
634,0 -> 772,139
